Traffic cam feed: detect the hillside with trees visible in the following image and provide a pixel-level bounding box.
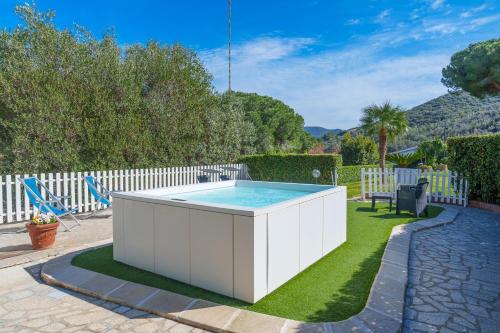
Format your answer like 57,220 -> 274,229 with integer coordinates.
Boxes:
392,91 -> 500,150
315,91 -> 499,152
304,127 -> 343,138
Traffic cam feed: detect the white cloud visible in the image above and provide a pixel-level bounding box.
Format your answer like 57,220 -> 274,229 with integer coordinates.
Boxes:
200,3 -> 500,129
469,14 -> 500,29
460,4 -> 488,18
201,37 -> 449,129
424,22 -> 458,34
430,0 -> 445,10
345,18 -> 361,26
375,9 -> 392,23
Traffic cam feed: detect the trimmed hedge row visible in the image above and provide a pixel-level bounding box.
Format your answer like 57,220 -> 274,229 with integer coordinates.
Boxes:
337,165 -> 379,184
238,154 -> 342,185
447,133 -> 500,203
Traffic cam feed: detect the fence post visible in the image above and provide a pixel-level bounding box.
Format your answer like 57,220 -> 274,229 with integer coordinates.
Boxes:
70,172 -> 76,210
77,172 -> 83,213
368,168 -> 372,197
23,174 -> 30,220
13,174 -> 21,222
440,170 -> 445,203
0,176 -> 3,223
83,171 -> 89,212
361,168 -> 365,199
5,175 -> 13,223
89,171 -> 96,211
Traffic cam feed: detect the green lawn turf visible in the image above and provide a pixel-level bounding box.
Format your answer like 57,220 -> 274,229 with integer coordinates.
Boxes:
344,181 -> 362,198
72,202 -> 443,322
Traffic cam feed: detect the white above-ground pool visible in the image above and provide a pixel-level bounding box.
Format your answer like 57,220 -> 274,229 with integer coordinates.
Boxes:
112,180 -> 346,303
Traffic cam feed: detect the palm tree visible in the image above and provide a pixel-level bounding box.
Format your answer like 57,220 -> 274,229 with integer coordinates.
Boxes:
360,102 -> 408,170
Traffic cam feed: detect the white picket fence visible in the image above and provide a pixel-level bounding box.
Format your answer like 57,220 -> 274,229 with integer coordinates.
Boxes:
0,164 -> 247,224
361,167 -> 468,206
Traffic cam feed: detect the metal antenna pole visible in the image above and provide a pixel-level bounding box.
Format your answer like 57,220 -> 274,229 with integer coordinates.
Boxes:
228,0 -> 231,96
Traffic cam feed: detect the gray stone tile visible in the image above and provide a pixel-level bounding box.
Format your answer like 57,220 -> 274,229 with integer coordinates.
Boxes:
357,308 -> 402,333
418,312 -> 449,326
403,207 -> 500,333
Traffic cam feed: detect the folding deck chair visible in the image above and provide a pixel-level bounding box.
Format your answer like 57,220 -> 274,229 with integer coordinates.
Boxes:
84,175 -> 112,218
19,177 -> 80,231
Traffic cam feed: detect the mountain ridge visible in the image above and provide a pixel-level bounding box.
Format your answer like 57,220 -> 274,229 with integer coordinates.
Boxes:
304,126 -> 343,138
310,91 -> 499,149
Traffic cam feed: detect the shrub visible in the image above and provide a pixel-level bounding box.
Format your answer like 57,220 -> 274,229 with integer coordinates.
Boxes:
238,154 -> 342,185
418,165 -> 433,171
417,139 -> 447,165
434,164 -> 448,171
447,133 -> 500,203
337,165 -> 378,184
386,152 -> 421,168
340,133 -> 378,166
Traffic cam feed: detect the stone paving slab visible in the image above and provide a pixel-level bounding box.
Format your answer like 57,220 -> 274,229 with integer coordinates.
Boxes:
0,211 -> 113,269
403,207 -> 500,333
0,263 -> 210,332
40,205 -> 460,333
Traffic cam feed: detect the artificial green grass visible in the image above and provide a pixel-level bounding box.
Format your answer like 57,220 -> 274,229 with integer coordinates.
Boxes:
343,181 -> 362,198
72,202 -> 443,322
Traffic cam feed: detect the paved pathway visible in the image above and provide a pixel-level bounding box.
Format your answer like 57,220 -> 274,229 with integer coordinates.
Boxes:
0,211 -> 113,268
403,208 -> 500,333
0,262 -> 209,332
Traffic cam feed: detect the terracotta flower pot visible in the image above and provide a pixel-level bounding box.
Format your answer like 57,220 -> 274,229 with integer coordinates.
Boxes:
26,221 -> 60,250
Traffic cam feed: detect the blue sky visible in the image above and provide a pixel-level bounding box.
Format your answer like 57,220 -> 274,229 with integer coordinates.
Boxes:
1,1 -> 499,128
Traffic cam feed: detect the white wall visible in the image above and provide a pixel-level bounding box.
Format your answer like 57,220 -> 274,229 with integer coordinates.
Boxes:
323,189 -> 347,254
190,210 -> 234,297
299,198 -> 324,270
113,186 -> 347,303
233,214 -> 267,302
154,205 -> 190,284
267,205 -> 300,292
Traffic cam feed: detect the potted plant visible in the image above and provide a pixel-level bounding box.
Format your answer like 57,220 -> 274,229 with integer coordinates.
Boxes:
26,213 -> 59,250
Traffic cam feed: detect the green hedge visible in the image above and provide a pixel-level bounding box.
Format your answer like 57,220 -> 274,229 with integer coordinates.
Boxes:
337,165 -> 379,184
447,133 -> 500,203
238,154 -> 342,185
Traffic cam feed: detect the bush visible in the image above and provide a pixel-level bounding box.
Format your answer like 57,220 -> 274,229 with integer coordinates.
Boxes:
417,139 -> 447,165
238,154 -> 342,185
337,165 -> 378,184
418,165 -> 433,171
340,133 -> 378,166
0,4 -> 247,173
386,152 -> 421,168
434,164 -> 448,171
447,133 -> 500,203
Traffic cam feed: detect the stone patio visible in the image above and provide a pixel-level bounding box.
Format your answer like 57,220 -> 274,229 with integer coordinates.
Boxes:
0,210 -> 113,268
0,262 -> 209,332
38,205 -> 460,333
403,207 -> 500,333
1,205 -> 498,333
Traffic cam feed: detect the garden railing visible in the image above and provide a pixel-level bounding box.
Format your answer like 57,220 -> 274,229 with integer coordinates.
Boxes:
0,164 -> 247,223
361,167 -> 468,207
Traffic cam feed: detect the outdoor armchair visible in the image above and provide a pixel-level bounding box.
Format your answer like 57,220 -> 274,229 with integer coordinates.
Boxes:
197,175 -> 209,183
19,177 -> 80,231
396,181 -> 429,217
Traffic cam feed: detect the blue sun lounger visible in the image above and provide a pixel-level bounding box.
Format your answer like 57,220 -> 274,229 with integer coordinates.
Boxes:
19,177 -> 80,231
84,176 -> 112,217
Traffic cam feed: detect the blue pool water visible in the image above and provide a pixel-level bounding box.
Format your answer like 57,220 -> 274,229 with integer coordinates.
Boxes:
169,186 -> 315,208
